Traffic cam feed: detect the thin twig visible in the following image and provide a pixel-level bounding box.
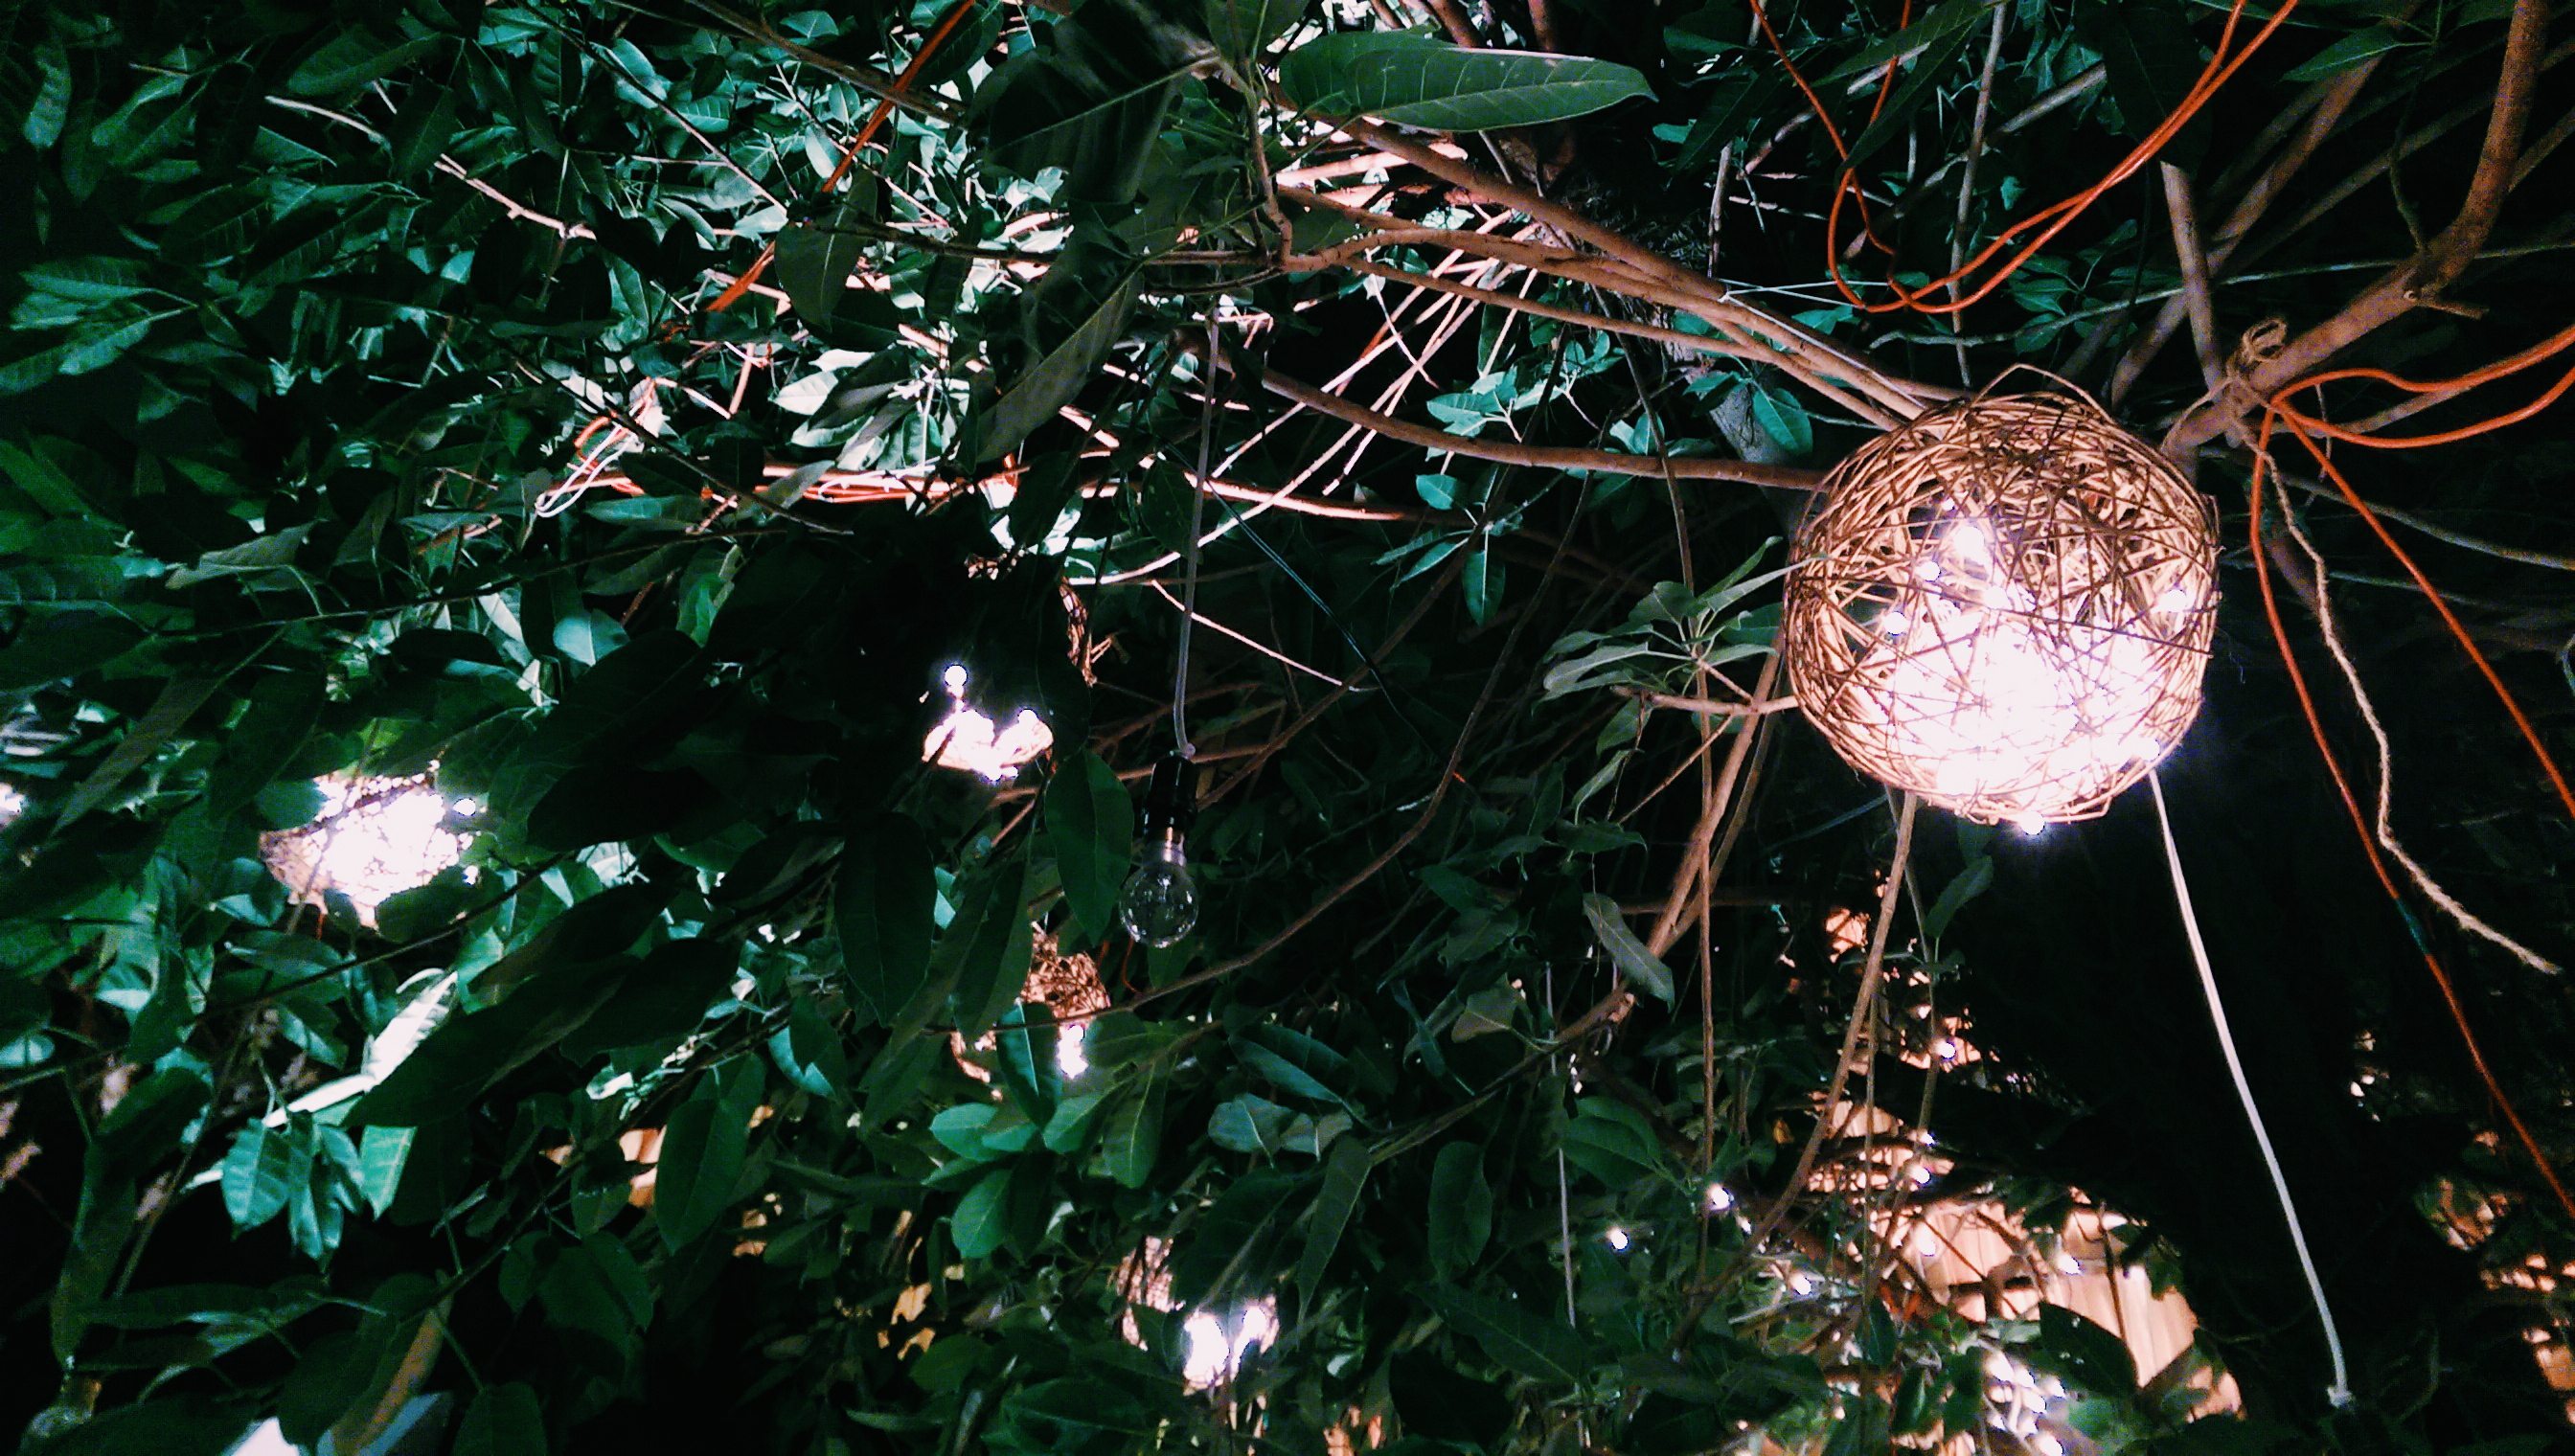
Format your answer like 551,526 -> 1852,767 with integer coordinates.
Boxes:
2167,0 -> 2553,454
1243,354 -> 1825,489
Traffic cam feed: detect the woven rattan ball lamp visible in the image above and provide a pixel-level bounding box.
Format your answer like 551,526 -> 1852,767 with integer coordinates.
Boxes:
1782,391 -> 2219,826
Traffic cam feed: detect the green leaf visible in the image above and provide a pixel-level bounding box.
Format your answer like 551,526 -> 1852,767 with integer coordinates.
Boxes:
1205,0 -> 1302,61
1748,385 -> 1814,459
837,814 -> 937,1025
1101,1072 -> 1164,1189
1041,1091 -> 1108,1153
977,263 -> 1143,464
1427,1143 -> 1493,1279
1840,16 -> 1981,173
207,671 -> 326,813
386,86 -> 459,177
944,857 -> 1035,1040
950,1166 -> 1013,1259
1043,750 -> 1132,944
776,222 -> 872,331
2285,24 -> 2408,81
2027,1304 -> 2137,1396
1423,1285 -> 1607,1384
1232,1022 -> 1357,1110
1209,1092 -> 1295,1155
655,1073 -> 751,1250
1582,893 -> 1675,1003
0,610 -> 143,690
1922,856 -> 1993,941
1279,34 -> 1652,130
1816,0 -> 1996,83
61,674 -> 223,825
2074,0 -> 2212,165
286,29 -> 446,98
1672,70 -> 1789,170
21,40 -> 69,149
354,1126 -> 412,1217
1293,1134 -> 1371,1309
219,1120 -> 308,1231
454,1383 -> 547,1456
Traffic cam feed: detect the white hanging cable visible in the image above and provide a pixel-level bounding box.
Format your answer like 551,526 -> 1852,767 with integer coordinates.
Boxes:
1170,313 -> 1218,760
2149,768 -> 2355,1409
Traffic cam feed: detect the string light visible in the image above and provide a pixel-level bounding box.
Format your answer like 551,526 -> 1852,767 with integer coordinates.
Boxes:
922,664 -> 1053,783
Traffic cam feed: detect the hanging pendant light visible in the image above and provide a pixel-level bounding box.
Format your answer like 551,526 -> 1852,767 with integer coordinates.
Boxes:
1119,754 -> 1199,948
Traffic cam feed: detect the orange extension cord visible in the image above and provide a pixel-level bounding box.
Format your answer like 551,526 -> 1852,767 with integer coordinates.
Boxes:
706,0 -> 984,315
1745,0 -> 2301,315
2246,323 -> 2575,1222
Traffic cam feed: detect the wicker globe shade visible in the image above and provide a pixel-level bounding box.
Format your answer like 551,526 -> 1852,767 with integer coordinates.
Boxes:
1783,391 -> 2219,825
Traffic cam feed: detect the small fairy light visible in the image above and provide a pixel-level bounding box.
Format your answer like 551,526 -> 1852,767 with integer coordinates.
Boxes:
1605,1226 -> 1632,1253
923,664 -> 1054,783
0,782 -> 23,827
1704,1183 -> 1736,1215
1783,392 -> 2218,825
1056,1020 -> 1092,1080
1181,1301 -> 1280,1388
260,773 -> 468,926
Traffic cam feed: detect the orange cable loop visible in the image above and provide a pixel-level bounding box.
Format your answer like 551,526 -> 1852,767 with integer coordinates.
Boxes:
2246,421 -> 2575,1223
2269,413 -> 2575,824
1744,0 -> 2295,315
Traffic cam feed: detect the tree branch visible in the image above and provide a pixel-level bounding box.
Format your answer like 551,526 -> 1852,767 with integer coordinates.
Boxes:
1241,353 -> 1825,490
2165,0 -> 2553,455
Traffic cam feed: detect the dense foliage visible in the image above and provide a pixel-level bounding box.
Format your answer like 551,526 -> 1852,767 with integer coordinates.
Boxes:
3,0 -> 2572,1451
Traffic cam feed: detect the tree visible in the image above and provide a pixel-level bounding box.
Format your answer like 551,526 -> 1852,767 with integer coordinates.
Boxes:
3,0 -> 2572,1449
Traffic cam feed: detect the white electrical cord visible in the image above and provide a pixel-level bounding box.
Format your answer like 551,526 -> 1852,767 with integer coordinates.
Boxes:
1170,314 -> 1218,761
2149,768 -> 2354,1409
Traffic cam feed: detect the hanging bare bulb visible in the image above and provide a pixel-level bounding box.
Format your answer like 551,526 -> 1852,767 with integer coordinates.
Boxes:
1119,755 -> 1198,948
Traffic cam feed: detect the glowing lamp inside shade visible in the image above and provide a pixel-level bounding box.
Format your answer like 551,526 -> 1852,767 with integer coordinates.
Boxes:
1783,393 -> 2219,825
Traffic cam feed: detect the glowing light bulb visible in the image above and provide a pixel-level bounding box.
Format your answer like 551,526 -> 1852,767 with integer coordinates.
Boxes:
1917,558 -> 1944,583
1704,1183 -> 1735,1214
1605,1226 -> 1630,1252
942,663 -> 968,694
2157,586 -> 2196,617
1951,522 -> 1991,559
1057,1020 -> 1091,1080
1880,609 -> 1910,637
1119,840 -> 1198,948
2013,813 -> 2045,836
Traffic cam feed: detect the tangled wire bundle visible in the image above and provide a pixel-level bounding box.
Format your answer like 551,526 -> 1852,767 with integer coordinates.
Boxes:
1784,392 -> 2220,824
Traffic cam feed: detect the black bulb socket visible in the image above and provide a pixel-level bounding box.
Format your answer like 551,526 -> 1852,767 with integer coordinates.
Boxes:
1140,754 -> 1198,839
